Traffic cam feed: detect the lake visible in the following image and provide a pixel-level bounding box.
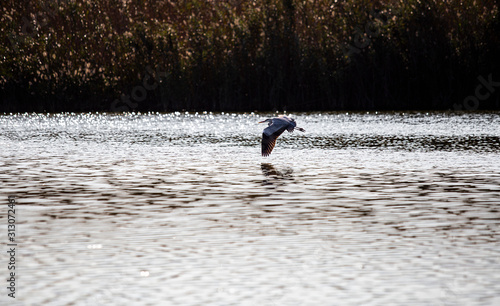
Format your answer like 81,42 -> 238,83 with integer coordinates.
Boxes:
1,112 -> 500,305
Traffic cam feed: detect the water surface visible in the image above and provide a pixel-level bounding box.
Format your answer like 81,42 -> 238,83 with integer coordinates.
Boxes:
1,112 -> 500,305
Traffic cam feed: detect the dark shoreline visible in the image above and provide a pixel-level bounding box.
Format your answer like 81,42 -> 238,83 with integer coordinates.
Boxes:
1,1 -> 499,112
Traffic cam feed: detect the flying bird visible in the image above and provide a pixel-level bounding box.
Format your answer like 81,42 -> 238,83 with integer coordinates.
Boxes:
259,115 -> 305,156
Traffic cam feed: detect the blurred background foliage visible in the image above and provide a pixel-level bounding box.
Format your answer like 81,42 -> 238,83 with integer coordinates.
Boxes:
1,0 -> 499,112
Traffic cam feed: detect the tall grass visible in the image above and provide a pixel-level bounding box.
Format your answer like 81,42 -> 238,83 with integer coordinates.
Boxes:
1,0 -> 499,112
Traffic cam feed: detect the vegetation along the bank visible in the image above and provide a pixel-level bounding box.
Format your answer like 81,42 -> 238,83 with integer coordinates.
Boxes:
1,0 -> 499,112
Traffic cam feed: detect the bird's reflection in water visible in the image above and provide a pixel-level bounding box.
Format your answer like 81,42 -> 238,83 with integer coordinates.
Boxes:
261,163 -> 294,186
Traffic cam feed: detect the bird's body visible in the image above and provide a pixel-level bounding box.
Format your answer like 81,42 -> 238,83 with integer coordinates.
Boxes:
259,115 -> 305,156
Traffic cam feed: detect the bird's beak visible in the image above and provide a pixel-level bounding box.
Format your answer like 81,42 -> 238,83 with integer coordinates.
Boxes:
258,120 -> 266,123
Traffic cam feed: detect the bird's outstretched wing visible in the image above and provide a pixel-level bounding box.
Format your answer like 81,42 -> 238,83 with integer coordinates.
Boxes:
262,131 -> 284,156
262,119 -> 287,156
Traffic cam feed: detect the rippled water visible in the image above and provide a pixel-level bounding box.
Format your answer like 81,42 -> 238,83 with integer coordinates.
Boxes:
1,112 -> 500,305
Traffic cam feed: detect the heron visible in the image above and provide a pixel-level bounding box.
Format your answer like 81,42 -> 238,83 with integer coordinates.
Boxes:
258,115 -> 305,156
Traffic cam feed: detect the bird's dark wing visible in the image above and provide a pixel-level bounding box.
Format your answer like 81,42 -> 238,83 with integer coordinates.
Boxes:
262,128 -> 285,156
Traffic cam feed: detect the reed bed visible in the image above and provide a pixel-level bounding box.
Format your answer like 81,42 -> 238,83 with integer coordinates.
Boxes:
1,0 -> 499,112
